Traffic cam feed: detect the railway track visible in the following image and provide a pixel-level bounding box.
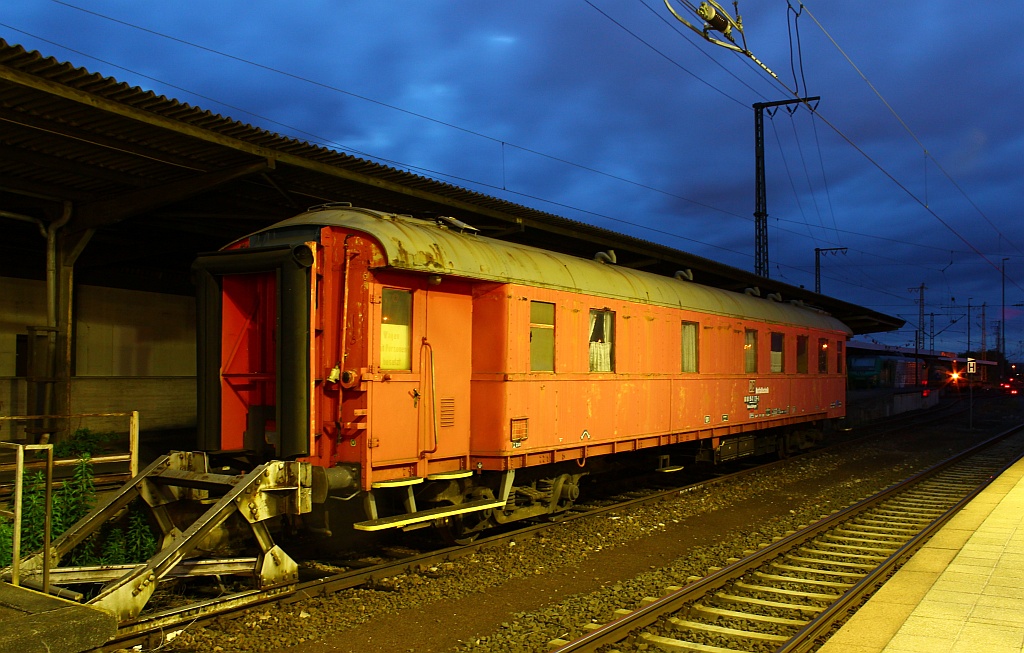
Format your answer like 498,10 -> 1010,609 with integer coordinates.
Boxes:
98,444 -> 859,649
547,424 -> 1024,653
73,403 -> 992,650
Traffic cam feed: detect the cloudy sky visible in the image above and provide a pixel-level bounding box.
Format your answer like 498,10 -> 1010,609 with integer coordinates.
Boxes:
3,1 -> 1022,356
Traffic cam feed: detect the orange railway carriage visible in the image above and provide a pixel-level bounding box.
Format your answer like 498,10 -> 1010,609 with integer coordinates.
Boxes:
193,205 -> 851,537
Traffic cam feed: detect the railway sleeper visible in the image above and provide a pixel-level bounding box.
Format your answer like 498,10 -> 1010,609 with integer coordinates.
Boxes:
692,602 -> 810,627
772,561 -> 865,580
904,491 -> 965,502
814,539 -> 898,555
924,480 -> 982,490
637,631 -> 739,653
754,571 -> 853,589
851,519 -> 925,536
855,523 -> 928,535
890,489 -> 956,497
831,528 -> 908,543
906,481 -> 971,491
870,508 -> 941,520
785,554 -> 877,571
734,580 -> 838,601
798,546 -> 889,562
834,527 -> 913,541
874,502 -> 945,513
845,521 -> 920,534
894,502 -> 956,512
877,503 -> 946,513
714,591 -> 824,614
856,516 -> 931,529
668,617 -> 789,642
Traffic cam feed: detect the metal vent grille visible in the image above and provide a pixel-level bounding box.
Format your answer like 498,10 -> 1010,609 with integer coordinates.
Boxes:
439,397 -> 456,427
510,417 -> 529,442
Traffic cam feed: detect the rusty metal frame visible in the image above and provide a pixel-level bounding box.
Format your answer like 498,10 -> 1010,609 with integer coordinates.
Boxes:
0,411 -> 140,477
1,410 -> 138,596
13,450 -> 312,623
0,440 -> 53,591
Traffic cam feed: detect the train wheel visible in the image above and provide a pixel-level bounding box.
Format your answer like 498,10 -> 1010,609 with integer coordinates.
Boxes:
434,487 -> 496,545
436,515 -> 480,545
540,473 -> 582,516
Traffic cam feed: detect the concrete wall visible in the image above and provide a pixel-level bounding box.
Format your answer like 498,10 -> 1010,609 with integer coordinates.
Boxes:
0,277 -> 47,376
846,388 -> 943,425
75,285 -> 195,377
0,376 -> 196,439
0,277 -> 196,441
893,389 -> 941,414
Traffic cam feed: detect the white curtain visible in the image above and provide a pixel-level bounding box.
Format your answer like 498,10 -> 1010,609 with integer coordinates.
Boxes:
681,322 -> 697,372
589,311 -> 613,372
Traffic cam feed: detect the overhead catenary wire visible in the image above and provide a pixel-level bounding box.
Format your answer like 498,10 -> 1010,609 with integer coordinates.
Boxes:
0,13 -> 969,282
799,1 -> 1024,261
641,0 -> 1021,342
656,0 -> 1024,296
7,0 -> 1017,324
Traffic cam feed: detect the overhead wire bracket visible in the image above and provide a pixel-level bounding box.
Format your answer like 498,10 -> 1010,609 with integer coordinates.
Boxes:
664,0 -> 779,80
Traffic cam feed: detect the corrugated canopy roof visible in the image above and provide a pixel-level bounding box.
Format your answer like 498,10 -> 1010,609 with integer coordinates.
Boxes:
0,39 -> 902,334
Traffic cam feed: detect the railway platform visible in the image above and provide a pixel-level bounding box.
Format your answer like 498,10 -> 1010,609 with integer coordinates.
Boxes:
818,454 -> 1024,653
0,581 -> 116,653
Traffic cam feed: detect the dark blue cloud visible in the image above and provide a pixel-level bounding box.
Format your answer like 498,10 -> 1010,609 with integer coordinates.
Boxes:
4,0 -> 1022,355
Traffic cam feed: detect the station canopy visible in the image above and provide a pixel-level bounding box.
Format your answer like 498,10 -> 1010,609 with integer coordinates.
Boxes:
0,39 -> 902,334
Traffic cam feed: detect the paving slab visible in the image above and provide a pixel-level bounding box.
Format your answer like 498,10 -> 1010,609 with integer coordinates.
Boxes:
0,582 -> 116,653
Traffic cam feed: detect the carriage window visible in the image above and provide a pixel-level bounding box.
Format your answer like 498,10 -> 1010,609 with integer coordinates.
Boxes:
589,309 -> 615,372
380,288 -> 412,370
744,329 -> 758,374
530,301 -> 555,372
818,338 -> 829,374
836,340 -> 844,374
681,321 -> 699,373
770,332 -> 785,373
796,335 -> 809,374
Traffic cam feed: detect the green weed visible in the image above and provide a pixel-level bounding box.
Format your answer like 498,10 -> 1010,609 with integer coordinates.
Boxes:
53,427 -> 120,458
1,454 -> 157,568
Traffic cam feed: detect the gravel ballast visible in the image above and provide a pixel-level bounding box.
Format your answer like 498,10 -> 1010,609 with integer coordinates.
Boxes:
159,400 -> 1023,653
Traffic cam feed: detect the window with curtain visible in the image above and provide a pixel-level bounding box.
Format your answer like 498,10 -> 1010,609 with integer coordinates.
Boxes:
744,329 -> 758,373
681,321 -> 698,373
770,332 -> 785,373
818,338 -> 830,373
530,301 -> 555,372
796,335 -> 809,373
589,309 -> 614,372
380,288 -> 412,370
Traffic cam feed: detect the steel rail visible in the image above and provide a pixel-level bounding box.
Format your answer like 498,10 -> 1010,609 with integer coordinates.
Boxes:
103,471 -> 735,648
99,403 -> 975,650
549,422 -> 1024,652
777,436 -> 1024,652
102,442 -> 830,649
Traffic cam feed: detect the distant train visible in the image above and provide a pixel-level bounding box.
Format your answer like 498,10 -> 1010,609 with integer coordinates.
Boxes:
192,205 -> 851,541
848,353 -> 964,390
847,354 -> 924,389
